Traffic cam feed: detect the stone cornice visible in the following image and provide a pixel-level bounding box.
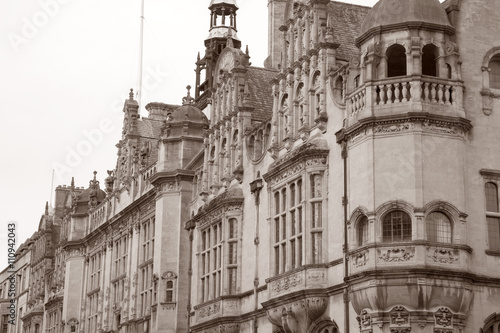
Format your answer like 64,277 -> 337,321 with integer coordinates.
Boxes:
263,144 -> 329,186
149,169 -> 195,187
356,21 -> 456,48
345,112 -> 472,140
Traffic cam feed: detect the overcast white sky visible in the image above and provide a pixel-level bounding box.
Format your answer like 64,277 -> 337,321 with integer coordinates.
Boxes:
0,0 -> 378,267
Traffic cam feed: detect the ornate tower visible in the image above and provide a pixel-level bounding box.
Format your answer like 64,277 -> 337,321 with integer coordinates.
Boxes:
195,0 -> 241,107
336,0 -> 473,332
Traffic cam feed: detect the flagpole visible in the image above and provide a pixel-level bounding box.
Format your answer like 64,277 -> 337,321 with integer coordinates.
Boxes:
138,0 -> 145,112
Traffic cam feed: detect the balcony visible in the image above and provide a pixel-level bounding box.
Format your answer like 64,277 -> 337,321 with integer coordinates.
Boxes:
265,265 -> 328,299
193,297 -> 240,324
347,76 -> 465,126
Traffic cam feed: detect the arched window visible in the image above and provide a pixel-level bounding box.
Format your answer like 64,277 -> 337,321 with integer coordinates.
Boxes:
248,135 -> 255,159
354,75 -> 360,88
166,280 -> 174,302
422,44 -> 438,77
426,212 -> 452,243
357,216 -> 369,246
255,130 -> 264,158
334,76 -> 344,102
386,44 -> 407,77
382,210 -> 412,242
482,313 -> 500,333
265,123 -> 271,148
446,63 -> 452,79
312,72 -> 321,118
490,54 -> 500,89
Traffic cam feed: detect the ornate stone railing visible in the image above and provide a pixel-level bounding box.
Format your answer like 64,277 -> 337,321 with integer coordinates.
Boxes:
347,76 -> 464,122
348,86 -> 366,116
374,77 -> 412,105
349,242 -> 472,274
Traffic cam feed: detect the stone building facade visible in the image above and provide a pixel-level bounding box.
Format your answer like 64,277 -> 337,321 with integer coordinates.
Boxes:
5,0 -> 500,332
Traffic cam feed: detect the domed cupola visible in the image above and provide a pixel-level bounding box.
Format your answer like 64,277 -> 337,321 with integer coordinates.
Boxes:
345,0 -> 464,125
356,0 -> 454,46
157,86 -> 208,171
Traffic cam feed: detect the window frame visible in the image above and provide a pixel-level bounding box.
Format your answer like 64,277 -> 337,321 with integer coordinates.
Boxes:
382,210 -> 412,243
198,214 -> 241,303
272,178 -> 304,275
425,211 -> 453,244
485,181 -> 500,253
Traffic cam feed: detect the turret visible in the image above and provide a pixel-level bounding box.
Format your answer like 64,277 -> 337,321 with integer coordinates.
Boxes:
195,0 -> 241,106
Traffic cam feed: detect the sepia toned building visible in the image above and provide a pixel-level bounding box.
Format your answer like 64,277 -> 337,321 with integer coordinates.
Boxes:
6,0 -> 500,332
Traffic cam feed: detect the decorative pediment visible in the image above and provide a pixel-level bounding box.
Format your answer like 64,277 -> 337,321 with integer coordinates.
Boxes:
263,137 -> 329,188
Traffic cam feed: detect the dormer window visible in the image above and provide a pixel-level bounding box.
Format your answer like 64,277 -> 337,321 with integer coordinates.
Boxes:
387,44 -> 407,77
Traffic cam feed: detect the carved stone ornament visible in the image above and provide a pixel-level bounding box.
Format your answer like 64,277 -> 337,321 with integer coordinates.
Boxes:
353,251 -> 369,267
435,307 -> 453,327
427,249 -> 458,264
198,302 -> 221,318
162,271 -> 177,280
422,120 -> 459,135
378,248 -> 415,262
481,89 -> 495,116
272,272 -> 302,294
357,310 -> 372,332
266,297 -> 328,333
390,306 -> 411,333
374,122 -> 414,134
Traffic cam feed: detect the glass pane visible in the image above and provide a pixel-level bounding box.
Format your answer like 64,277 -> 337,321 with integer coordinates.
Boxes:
297,180 -> 302,202
275,192 -> 280,215
383,211 -> 412,242
275,218 -> 280,243
311,174 -> 323,198
275,247 -> 280,275
312,233 -> 322,263
358,217 -> 368,246
490,56 -> 500,89
427,212 -> 452,243
281,215 -> 287,240
487,217 -> 500,252
312,203 -> 322,228
485,182 -> 499,212
290,184 -> 296,207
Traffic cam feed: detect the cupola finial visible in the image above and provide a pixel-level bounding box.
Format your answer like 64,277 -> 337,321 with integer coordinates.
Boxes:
182,85 -> 195,105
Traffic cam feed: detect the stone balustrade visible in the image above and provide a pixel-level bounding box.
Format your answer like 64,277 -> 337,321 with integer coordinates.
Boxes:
347,76 -> 464,122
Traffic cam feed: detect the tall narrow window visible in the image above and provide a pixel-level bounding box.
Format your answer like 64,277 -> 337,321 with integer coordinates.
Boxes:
273,178 -> 304,275
200,221 -> 222,302
387,44 -> 407,77
486,182 -> 500,252
422,44 -> 438,77
310,174 -> 323,263
227,218 -> 238,295
382,210 -> 412,242
166,280 -> 174,302
139,217 -> 155,317
426,212 -> 452,243
489,54 -> 500,89
357,216 -> 369,246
